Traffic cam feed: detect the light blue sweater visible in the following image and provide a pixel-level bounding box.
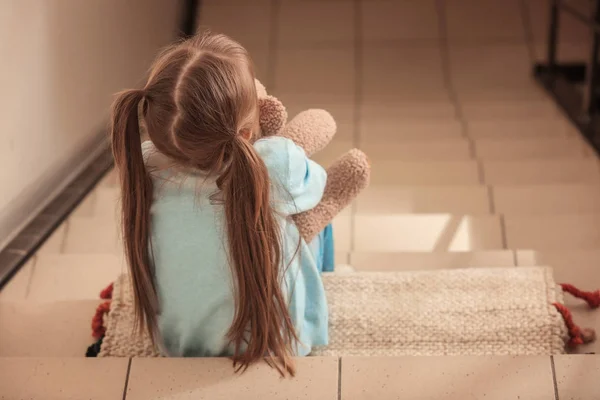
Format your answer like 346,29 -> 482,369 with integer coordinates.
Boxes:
142,137 -> 329,357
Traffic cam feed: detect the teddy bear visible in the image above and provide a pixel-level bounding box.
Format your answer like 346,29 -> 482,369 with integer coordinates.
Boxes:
254,79 -> 371,242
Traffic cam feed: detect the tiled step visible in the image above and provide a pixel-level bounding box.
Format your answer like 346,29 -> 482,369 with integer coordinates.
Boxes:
360,138 -> 472,161
27,254 -> 124,302
63,217 -> 122,254
341,356 -> 594,400
473,136 -> 587,160
0,300 -> 99,356
482,159 -> 600,184
0,358 -> 129,400
466,118 -> 575,138
493,184 -> 600,214
360,120 -> 464,140
371,160 -> 480,185
352,215 -> 503,252
348,250 -> 516,270
461,100 -> 561,120
0,355 -> 597,399
356,185 -> 491,214
504,213 -> 600,251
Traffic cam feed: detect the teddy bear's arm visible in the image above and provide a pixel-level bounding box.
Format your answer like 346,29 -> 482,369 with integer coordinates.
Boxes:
281,110 -> 337,157
292,149 -> 370,242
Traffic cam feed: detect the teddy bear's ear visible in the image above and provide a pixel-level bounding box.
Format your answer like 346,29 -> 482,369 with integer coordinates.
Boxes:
255,78 -> 268,98
259,95 -> 287,136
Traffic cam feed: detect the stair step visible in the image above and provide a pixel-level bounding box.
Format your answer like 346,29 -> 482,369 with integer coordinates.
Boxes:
349,250 -> 515,270
473,136 -> 587,160
467,119 -> 574,138
352,215 -> 503,252
482,159 -> 600,185
0,358 -> 128,399
27,254 -> 124,302
493,184 -> 600,214
357,185 -> 491,214
371,160 -> 480,185
0,301 -> 99,357
505,214 -> 600,251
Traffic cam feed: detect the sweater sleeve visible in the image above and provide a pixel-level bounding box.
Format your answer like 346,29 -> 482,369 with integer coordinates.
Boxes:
254,137 -> 327,217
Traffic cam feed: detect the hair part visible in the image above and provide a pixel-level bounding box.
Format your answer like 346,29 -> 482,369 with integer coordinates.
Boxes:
110,32 -> 297,376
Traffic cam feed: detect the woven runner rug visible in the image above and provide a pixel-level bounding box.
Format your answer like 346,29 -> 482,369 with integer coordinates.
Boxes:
97,267 -> 573,357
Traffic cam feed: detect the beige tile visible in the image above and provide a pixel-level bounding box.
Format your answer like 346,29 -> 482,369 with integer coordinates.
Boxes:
449,45 -> 533,91
334,215 -> 352,252
277,93 -> 355,132
336,252 -> 350,265
126,357 -> 338,400
555,355 -> 600,397
494,184 -> 600,214
313,138 -> 355,167
354,214 -> 503,252
0,300 -> 101,356
356,186 -> 490,214
0,258 -> 35,301
198,0 -> 272,49
445,0 -> 526,42
474,137 -> 586,160
483,159 -> 600,185
72,190 -> 97,217
0,358 -> 128,400
349,250 -> 516,271
370,160 -> 480,185
455,82 -> 549,102
532,42 -> 590,63
274,46 -> 355,98
505,214 -> 600,250
461,100 -> 561,119
64,217 -> 122,254
516,249 -> 600,354
361,137 -> 472,161
361,120 -> 464,141
467,119 -> 574,138
341,356 -> 555,399
528,0 -> 592,44
28,254 -> 125,302
248,44 -> 270,83
36,222 -> 68,254
93,186 -> 121,218
361,0 -> 439,41
278,1 -> 354,46
362,45 -> 447,101
361,100 -> 457,120
99,168 -> 117,187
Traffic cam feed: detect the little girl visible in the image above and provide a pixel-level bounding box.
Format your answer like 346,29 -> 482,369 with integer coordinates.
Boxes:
110,32 -> 331,376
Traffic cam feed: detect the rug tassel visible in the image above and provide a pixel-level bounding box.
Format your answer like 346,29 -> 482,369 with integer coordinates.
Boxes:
560,283 -> 600,308
92,301 -> 111,339
100,282 -> 114,300
553,303 -> 596,346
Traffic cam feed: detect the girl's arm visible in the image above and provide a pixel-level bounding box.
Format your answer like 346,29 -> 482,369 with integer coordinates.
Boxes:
254,136 -> 326,217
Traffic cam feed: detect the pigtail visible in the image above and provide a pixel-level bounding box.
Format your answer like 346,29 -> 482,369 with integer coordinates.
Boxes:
219,136 -> 298,376
110,89 -> 159,343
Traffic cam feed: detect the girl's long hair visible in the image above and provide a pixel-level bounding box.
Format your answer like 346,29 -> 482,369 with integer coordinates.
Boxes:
110,33 -> 297,375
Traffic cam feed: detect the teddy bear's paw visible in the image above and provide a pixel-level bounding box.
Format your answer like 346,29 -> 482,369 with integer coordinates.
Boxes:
324,149 -> 371,200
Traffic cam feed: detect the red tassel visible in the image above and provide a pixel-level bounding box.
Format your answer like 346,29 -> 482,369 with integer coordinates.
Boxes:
560,283 -> 600,308
92,301 -> 111,339
100,282 -> 114,300
553,303 -> 596,347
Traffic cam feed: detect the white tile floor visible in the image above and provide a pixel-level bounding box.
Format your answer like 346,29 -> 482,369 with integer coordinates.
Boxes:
1,0 -> 600,398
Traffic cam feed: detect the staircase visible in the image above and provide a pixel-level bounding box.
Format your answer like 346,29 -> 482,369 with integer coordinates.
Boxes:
2,0 -> 600,398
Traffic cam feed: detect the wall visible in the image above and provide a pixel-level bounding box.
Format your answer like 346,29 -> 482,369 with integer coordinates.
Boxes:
0,0 -> 181,248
